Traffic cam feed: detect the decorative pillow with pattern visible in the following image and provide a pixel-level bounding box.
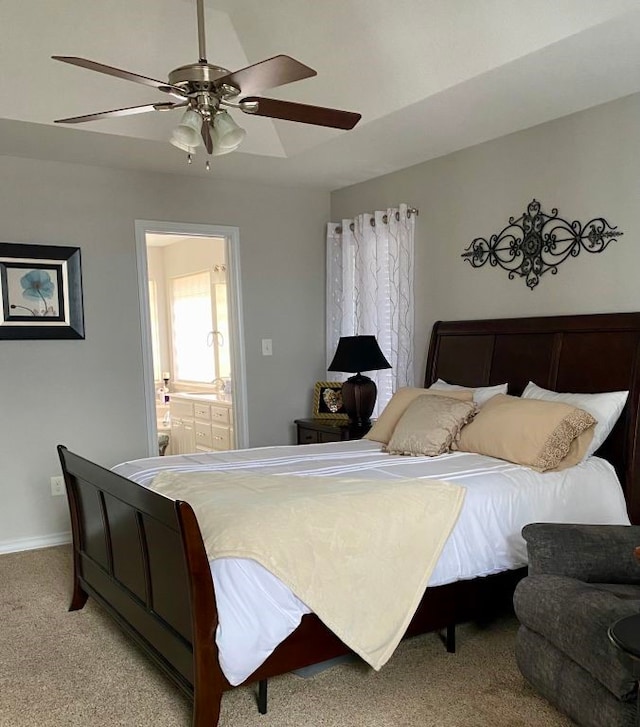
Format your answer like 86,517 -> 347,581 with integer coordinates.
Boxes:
521,381 -> 628,459
455,394 -> 596,471
385,394 -> 478,457
365,387 -> 474,445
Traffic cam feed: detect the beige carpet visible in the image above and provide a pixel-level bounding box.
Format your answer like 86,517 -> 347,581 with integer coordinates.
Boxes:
0,546 -> 573,727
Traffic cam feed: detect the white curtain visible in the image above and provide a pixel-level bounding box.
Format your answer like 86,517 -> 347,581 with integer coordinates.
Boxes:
327,203 -> 415,413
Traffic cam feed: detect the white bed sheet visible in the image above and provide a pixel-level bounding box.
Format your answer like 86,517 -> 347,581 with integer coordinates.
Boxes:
114,440 -> 630,685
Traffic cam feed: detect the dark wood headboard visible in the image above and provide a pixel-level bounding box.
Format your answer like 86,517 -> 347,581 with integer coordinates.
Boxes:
425,312 -> 640,523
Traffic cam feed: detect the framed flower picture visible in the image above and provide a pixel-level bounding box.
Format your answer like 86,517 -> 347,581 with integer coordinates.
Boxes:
0,242 -> 84,340
313,381 -> 348,419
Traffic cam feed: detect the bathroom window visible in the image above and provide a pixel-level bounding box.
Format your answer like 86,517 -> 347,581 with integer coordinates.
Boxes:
171,271 -> 214,383
169,270 -> 230,385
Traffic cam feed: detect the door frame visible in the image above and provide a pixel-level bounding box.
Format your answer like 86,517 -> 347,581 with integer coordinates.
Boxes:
135,219 -> 249,456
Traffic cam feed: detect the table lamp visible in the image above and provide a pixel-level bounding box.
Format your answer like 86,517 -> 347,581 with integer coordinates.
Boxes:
328,335 -> 391,426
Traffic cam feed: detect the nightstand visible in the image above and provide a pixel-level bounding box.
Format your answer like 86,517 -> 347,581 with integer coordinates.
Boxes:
295,418 -> 371,444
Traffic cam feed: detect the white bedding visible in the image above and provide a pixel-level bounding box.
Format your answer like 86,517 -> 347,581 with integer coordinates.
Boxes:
113,439 -> 630,685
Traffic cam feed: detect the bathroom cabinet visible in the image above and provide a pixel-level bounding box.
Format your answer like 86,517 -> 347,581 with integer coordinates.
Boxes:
169,393 -> 233,454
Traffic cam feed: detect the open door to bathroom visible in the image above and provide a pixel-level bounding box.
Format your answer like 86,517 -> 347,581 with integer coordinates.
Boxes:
135,221 -> 248,457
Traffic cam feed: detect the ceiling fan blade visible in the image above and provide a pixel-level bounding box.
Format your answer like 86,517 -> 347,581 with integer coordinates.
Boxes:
201,117 -> 213,154
52,56 -> 187,97
240,97 -> 361,130
54,102 -> 181,124
216,55 -> 316,96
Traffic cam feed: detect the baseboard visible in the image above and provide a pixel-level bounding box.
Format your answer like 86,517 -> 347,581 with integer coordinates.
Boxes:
0,531 -> 72,555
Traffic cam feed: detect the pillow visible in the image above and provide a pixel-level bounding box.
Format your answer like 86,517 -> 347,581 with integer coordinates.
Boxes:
455,394 -> 596,471
386,394 -> 477,457
365,387 -> 474,444
429,378 -> 508,406
522,381 -> 628,458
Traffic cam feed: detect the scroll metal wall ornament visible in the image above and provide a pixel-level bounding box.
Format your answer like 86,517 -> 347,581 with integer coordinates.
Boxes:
461,199 -> 623,289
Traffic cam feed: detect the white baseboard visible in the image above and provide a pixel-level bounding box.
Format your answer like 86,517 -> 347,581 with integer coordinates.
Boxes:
0,531 -> 71,555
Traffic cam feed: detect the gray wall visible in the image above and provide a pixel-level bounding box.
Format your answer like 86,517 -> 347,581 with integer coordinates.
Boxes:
331,92 -> 640,385
6,92 -> 639,550
0,156 -> 329,550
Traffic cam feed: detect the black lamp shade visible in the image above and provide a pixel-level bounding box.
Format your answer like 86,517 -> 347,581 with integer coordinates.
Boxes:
328,336 -> 391,427
328,335 -> 391,374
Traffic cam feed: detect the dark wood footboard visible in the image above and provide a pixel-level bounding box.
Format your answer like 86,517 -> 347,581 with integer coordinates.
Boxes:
58,445 -> 226,726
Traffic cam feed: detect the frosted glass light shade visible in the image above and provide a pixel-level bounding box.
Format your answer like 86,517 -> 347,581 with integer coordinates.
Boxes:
169,134 -> 199,154
171,109 -> 203,149
212,144 -> 233,157
214,111 -> 246,152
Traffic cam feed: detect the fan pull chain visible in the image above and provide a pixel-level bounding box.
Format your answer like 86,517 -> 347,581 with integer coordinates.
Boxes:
185,153 -> 210,170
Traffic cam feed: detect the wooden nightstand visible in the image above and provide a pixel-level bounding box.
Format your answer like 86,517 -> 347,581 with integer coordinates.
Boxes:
295,418 -> 371,444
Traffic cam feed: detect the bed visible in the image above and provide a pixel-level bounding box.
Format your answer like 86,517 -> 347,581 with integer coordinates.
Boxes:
58,312 -> 640,727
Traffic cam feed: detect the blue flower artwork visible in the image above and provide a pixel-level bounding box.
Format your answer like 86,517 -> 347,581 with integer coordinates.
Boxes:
0,243 -> 84,340
6,266 -> 60,317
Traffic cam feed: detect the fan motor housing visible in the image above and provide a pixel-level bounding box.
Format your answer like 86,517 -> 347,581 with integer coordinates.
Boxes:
169,62 -> 235,89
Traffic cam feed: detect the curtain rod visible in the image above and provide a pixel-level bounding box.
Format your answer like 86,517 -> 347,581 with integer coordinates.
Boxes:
334,207 -> 419,234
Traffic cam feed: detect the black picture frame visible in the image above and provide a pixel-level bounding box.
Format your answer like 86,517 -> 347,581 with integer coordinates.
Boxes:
0,242 -> 84,340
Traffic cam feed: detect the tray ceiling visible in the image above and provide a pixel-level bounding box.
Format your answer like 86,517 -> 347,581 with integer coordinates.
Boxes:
1,0 -> 640,188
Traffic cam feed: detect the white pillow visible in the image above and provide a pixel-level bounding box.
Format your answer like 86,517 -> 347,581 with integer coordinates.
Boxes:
429,378 -> 508,407
521,381 -> 628,458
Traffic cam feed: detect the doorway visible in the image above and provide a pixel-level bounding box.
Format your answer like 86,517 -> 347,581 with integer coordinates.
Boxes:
135,220 -> 248,457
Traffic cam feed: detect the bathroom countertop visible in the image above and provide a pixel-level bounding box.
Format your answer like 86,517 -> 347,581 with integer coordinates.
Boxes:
170,391 -> 232,404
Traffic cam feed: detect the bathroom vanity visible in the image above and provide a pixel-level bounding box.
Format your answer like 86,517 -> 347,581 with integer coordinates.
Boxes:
169,392 -> 234,454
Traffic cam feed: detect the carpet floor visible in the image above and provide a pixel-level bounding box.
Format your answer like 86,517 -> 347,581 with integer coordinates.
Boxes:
0,546 -> 573,726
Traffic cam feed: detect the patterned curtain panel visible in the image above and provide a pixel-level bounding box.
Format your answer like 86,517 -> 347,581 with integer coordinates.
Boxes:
326,203 -> 415,413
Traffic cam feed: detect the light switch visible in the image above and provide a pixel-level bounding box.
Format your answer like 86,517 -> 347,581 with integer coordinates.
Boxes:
261,338 -> 273,356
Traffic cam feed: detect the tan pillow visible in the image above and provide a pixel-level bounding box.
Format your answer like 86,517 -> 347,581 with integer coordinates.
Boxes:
365,387 -> 474,444
386,394 -> 478,456
455,394 -> 596,471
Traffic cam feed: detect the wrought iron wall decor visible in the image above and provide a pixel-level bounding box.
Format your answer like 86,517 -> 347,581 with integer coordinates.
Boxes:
461,199 -> 623,290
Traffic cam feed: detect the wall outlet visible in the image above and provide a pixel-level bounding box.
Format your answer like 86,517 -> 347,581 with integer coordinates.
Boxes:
50,476 -> 65,497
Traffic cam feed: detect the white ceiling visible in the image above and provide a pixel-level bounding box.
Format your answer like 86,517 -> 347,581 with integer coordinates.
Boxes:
1,0 -> 640,189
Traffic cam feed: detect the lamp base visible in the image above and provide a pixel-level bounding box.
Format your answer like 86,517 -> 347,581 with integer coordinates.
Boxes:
342,374 -> 377,427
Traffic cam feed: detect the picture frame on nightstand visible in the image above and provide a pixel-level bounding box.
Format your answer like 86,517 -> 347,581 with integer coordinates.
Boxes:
312,381 -> 349,420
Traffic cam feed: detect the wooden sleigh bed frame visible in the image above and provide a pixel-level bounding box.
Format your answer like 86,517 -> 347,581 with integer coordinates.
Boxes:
58,312 -> 640,727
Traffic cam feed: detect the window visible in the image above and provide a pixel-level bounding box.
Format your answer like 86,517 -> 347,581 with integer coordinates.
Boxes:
326,205 -> 415,412
169,270 -> 230,385
171,271 -> 214,383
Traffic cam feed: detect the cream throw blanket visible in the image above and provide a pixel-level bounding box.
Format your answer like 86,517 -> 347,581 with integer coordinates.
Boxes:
150,470 -> 465,670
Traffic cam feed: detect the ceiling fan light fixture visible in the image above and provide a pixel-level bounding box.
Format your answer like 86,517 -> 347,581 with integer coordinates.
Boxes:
171,108 -> 204,149
214,110 -> 246,152
52,0 -> 361,166
212,143 -> 233,157
169,134 -> 199,154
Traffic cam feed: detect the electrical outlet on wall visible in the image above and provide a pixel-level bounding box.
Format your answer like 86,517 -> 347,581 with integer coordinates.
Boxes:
50,476 -> 65,497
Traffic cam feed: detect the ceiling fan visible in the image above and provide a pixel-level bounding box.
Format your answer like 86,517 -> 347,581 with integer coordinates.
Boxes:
52,0 -> 361,168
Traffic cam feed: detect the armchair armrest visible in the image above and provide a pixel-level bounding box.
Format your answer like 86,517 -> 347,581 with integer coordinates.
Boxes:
522,523 -> 640,584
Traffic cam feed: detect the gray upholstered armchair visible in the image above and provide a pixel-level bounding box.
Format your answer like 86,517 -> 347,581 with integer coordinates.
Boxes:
514,524 -> 640,727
